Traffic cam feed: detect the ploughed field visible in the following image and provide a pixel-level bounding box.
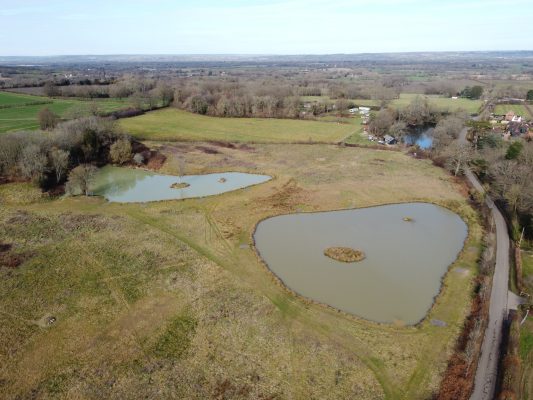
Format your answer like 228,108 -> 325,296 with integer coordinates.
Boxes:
0,142 -> 481,399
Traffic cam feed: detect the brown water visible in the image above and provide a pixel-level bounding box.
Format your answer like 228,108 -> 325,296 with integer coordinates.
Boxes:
253,203 -> 467,324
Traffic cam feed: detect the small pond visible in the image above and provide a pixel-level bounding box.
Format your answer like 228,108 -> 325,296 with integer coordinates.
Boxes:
92,166 -> 271,203
404,126 -> 434,149
254,202 -> 467,324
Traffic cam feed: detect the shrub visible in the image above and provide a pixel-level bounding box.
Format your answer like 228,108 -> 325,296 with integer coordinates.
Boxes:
38,107 -> 59,130
65,164 -> 97,196
109,139 -> 132,165
133,153 -> 145,165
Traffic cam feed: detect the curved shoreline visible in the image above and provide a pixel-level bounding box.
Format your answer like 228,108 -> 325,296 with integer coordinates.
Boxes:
250,200 -> 474,328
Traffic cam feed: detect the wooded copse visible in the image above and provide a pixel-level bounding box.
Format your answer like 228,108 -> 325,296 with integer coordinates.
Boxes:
0,117 -> 133,190
471,134 -> 533,239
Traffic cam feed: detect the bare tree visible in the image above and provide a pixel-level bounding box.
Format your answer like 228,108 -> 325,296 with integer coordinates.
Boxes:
389,121 -> 407,138
489,160 -> 533,216
368,108 -> 396,136
443,142 -> 474,176
38,107 -> 59,130
66,164 -> 98,196
0,133 -> 25,175
49,148 -> 69,183
401,96 -> 433,126
43,82 -> 60,97
18,144 -> 47,182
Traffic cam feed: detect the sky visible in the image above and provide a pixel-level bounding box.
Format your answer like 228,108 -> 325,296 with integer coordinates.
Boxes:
1,0 -> 533,56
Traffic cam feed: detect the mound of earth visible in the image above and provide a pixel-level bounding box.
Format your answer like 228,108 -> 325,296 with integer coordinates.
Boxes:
324,247 -> 365,263
170,182 -> 190,189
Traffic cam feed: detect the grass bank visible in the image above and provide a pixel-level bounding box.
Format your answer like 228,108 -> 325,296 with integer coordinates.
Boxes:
520,250 -> 533,397
0,143 -> 481,399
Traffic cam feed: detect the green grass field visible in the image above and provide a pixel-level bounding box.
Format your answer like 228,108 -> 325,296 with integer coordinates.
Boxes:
120,108 -> 358,142
0,91 -> 132,133
391,94 -> 482,113
0,92 -> 50,107
301,93 -> 482,113
493,104 -> 530,117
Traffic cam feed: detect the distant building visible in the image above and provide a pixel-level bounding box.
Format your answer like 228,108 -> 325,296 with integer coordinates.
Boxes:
358,106 -> 371,116
507,121 -> 529,136
505,111 -> 516,121
383,134 -> 397,145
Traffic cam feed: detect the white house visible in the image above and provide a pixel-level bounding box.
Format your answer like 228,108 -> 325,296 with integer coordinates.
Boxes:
359,106 -> 370,116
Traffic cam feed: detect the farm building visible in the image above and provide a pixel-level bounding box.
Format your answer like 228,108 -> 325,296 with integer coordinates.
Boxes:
383,134 -> 397,145
507,121 -> 530,136
358,107 -> 370,116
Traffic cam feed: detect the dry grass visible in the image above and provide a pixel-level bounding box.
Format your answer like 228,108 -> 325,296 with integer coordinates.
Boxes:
0,143 -> 482,399
324,247 -> 365,262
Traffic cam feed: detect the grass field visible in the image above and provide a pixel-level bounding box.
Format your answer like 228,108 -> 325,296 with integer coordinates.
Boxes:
0,91 -> 132,133
301,93 -> 482,114
0,142 -> 481,399
0,91 -> 50,106
120,108 -> 358,142
493,104 -> 531,117
520,250 -> 533,398
391,94 -> 482,113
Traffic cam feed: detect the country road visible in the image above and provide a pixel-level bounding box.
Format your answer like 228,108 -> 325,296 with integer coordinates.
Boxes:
459,126 -> 511,400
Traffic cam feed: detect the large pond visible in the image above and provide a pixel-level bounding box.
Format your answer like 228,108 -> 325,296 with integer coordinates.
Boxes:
254,203 -> 467,324
92,166 -> 271,203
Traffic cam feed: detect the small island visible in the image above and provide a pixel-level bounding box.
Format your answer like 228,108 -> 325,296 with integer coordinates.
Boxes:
324,247 -> 366,263
170,182 -> 190,189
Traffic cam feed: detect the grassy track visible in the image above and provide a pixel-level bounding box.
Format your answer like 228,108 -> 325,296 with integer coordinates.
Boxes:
0,144 -> 481,399
0,91 -> 131,133
520,250 -> 533,398
120,108 -> 357,143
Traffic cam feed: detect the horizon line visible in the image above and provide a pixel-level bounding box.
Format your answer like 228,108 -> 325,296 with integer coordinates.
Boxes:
1,49 -> 533,58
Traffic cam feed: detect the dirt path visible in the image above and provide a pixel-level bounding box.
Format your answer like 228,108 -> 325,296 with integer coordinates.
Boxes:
459,126 -> 511,400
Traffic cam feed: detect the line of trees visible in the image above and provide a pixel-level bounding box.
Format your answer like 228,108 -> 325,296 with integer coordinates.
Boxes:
469,133 -> 533,239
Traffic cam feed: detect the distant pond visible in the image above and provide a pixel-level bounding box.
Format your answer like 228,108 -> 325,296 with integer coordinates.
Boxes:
92,166 -> 271,203
403,126 -> 434,149
254,203 -> 467,324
